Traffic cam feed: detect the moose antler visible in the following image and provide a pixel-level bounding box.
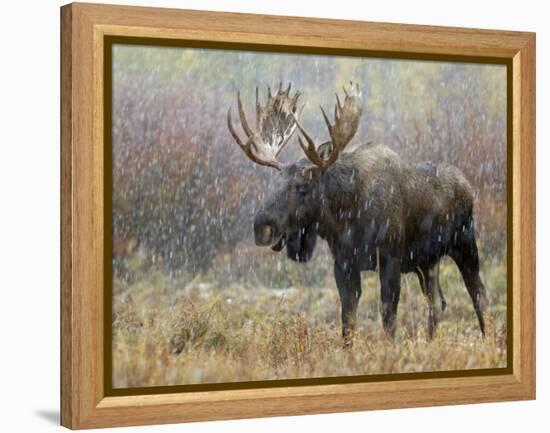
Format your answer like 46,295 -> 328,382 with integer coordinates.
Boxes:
227,83 -> 302,171
294,81 -> 363,170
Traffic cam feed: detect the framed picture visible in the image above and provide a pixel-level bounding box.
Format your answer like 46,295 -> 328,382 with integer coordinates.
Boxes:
60,2 -> 535,429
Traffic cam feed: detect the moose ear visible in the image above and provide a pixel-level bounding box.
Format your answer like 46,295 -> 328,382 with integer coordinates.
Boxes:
316,141 -> 333,161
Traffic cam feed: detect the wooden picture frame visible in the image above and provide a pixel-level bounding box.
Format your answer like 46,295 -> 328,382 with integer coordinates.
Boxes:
60,2 -> 535,429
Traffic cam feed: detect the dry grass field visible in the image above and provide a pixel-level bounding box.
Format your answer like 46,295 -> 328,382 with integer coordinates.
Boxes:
112,244 -> 507,388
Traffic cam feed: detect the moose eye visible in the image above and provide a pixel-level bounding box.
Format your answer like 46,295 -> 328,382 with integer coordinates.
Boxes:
296,184 -> 309,195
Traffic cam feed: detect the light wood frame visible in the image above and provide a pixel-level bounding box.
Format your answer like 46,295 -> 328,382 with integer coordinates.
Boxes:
60,2 -> 536,429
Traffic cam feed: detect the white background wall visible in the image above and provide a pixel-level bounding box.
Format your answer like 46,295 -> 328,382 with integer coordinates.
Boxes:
0,0 -> 546,431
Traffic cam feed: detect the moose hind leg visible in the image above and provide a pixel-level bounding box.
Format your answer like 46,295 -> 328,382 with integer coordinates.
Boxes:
379,256 -> 401,338
416,263 -> 443,339
334,262 -> 362,348
415,264 -> 447,311
451,236 -> 488,336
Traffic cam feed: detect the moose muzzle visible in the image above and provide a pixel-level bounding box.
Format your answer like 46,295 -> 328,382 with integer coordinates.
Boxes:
254,210 -> 286,248
253,218 -> 278,244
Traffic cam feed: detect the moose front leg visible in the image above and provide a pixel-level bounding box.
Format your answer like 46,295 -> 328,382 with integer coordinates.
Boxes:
379,256 -> 401,338
334,261 -> 362,348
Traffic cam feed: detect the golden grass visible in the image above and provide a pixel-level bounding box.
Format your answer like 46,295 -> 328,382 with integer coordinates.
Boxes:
112,252 -> 507,388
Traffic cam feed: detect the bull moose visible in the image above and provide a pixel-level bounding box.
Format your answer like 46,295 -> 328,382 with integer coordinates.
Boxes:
227,82 -> 488,346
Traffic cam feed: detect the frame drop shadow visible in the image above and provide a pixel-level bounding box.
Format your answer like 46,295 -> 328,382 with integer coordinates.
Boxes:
35,409 -> 59,425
